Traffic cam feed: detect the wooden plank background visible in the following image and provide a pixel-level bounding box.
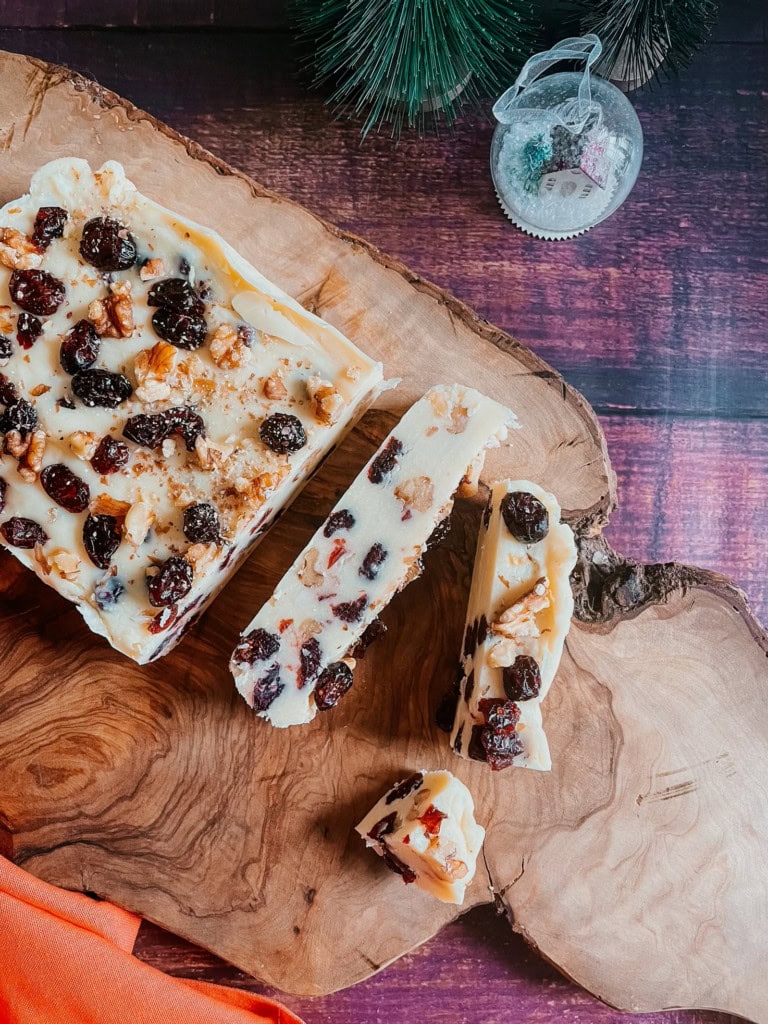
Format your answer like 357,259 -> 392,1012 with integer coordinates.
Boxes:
0,4 -> 765,1022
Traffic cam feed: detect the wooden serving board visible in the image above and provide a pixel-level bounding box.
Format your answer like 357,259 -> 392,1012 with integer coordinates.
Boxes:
1,50 -> 767,1021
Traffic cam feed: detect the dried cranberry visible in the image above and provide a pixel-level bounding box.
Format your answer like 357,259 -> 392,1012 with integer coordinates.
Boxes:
167,406 -> 205,450
32,206 -> 67,249
9,268 -> 65,316
0,398 -> 37,436
382,849 -> 417,884
251,663 -> 284,712
299,636 -> 322,687
147,278 -> 205,315
323,509 -> 355,537
72,369 -> 132,408
183,502 -> 221,543
477,614 -> 488,645
83,514 -> 121,569
1,516 -> 47,548
79,217 -> 137,271
146,555 -> 193,608
464,670 -> 475,702
500,491 -> 549,544
419,805 -> 447,837
331,595 -> 367,622
233,627 -> 280,665
0,375 -> 17,405
385,773 -> 423,805
91,436 -> 129,475
93,574 -> 125,610
359,543 -> 387,580
259,413 -> 307,455
426,515 -> 451,550
0,336 -> 11,362
60,319 -> 100,374
314,661 -> 353,710
123,412 -> 168,449
40,463 -> 90,513
0,477 -> 6,513
368,437 -> 402,483
368,812 -> 398,842
478,698 -> 523,771
349,617 -> 387,659
463,618 -> 478,658
16,312 -> 42,349
502,655 -> 542,701
435,681 -> 460,733
151,307 -> 207,350
148,605 -> 178,634
467,725 -> 487,762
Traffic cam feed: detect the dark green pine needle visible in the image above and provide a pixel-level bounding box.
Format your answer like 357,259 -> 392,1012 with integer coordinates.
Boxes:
290,0 -> 540,140
581,0 -> 720,87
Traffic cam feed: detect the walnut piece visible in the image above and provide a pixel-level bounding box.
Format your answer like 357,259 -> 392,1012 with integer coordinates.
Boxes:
447,404 -> 470,435
134,341 -> 176,404
394,475 -> 434,514
297,548 -> 324,588
209,324 -> 250,369
457,452 -> 484,498
18,429 -> 46,482
185,542 -> 219,576
0,227 -> 42,270
194,434 -> 233,470
5,430 -> 29,459
139,258 -> 166,281
68,430 -> 99,461
90,493 -> 131,519
262,371 -> 288,400
88,280 -> 134,339
49,549 -> 81,581
306,374 -> 344,425
124,500 -> 155,547
0,306 -> 14,335
487,578 -> 551,667
29,384 -> 50,397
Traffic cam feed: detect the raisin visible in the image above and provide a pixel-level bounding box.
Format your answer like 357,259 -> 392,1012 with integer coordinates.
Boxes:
348,617 -> 387,659
234,628 -> 280,665
419,805 -> 447,837
32,206 -> 67,249
40,463 -> 90,513
146,555 -> 193,608
0,336 -> 11,362
426,515 -> 451,550
83,514 -> 121,569
93,574 -> 125,611
368,812 -> 398,842
251,663 -> 284,712
368,437 -> 402,483
183,502 -> 221,543
299,636 -> 322,687
72,369 -> 132,408
0,478 -> 6,513
323,509 -> 355,537
500,491 -> 549,544
385,773 -> 423,805
502,655 -> 542,701
331,595 -> 367,622
1,516 -> 47,548
314,660 -> 353,710
259,413 -> 307,455
477,614 -> 488,645
60,319 -> 100,374
0,374 -> 17,405
148,605 -> 178,635
9,269 -> 65,316
16,312 -> 42,349
147,278 -> 205,315
359,543 -> 387,580
151,307 -> 207,350
79,217 -> 137,271
0,398 -> 37,436
91,436 -> 129,475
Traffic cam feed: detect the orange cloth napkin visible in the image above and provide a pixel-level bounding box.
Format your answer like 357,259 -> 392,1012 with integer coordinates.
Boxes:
1,856 -> 303,1024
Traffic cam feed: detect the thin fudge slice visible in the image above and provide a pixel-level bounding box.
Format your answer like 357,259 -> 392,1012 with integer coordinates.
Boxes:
356,770 -> 485,905
230,384 -> 517,726
0,158 -> 383,663
449,481 -> 576,770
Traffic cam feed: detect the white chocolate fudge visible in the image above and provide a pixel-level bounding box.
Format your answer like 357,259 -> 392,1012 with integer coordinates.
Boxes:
230,384 -> 517,725
0,159 -> 383,662
449,481 -> 576,770
356,770 -> 485,904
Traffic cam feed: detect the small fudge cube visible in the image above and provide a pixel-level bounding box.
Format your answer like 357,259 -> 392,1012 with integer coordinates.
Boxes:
450,481 -> 576,770
0,158 -> 383,663
230,384 -> 517,726
356,770 -> 485,904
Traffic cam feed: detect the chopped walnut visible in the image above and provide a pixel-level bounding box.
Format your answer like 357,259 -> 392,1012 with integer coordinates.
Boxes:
306,374 -> 344,425
139,257 -> 166,281
395,475 -> 434,514
29,384 -> 50,397
5,430 -> 29,459
68,430 -> 99,461
344,365 -> 362,381
0,306 -> 14,334
443,858 -> 469,881
18,429 -> 46,482
34,543 -> 51,575
49,549 -> 81,581
88,280 -> 134,338
297,548 -> 324,588
90,493 -> 131,519
0,227 -> 42,270
262,371 -> 288,400
161,437 -> 177,458
209,323 -> 250,369
428,390 -> 450,418
194,435 -> 233,470
457,452 -> 484,498
186,542 -> 219,575
124,500 -> 155,547
134,341 -> 176,404
488,578 -> 551,667
447,404 -> 470,435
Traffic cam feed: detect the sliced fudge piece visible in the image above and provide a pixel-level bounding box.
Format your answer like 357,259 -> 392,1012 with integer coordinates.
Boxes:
0,158 -> 383,663
449,481 -> 577,770
356,770 -> 485,904
230,384 -> 517,726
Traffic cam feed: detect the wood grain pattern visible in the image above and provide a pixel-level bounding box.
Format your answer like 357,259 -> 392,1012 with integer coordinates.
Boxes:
0,19 -> 765,1024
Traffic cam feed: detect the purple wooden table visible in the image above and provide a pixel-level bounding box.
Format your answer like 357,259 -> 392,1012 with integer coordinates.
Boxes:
1,3 -> 765,1021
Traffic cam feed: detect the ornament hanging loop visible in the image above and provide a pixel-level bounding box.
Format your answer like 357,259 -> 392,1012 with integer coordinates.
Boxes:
492,35 -> 603,134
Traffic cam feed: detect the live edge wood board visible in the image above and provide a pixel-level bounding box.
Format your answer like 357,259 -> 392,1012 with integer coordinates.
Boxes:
0,49 -> 766,1022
